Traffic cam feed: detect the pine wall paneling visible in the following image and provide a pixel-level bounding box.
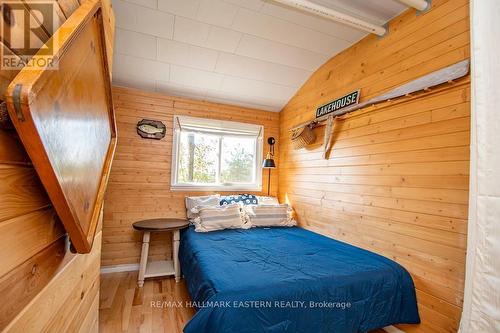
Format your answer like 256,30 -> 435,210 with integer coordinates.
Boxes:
103,87 -> 280,266
0,120 -> 104,333
278,0 -> 470,332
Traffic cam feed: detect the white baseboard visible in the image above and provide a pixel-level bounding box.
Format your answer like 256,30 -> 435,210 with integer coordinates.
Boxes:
383,326 -> 406,333
100,263 -> 139,274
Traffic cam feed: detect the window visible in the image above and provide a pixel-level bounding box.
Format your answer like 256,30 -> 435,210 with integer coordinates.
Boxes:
171,116 -> 263,191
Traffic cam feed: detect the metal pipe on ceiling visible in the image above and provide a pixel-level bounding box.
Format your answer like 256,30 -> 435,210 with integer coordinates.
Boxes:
395,0 -> 429,11
270,0 -> 387,36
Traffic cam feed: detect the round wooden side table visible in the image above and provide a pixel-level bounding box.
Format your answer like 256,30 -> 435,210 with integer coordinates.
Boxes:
132,218 -> 189,287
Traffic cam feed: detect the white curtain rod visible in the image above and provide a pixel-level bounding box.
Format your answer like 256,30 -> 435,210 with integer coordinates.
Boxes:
270,0 -> 387,36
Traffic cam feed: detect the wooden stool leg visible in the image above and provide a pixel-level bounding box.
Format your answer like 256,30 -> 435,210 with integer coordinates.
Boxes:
138,231 -> 150,288
173,230 -> 180,282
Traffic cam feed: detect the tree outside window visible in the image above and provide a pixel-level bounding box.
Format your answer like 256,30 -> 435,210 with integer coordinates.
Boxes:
176,132 -> 257,186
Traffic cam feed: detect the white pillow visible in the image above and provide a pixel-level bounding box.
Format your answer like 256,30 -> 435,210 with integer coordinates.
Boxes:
185,194 -> 220,220
244,204 -> 296,227
193,203 -> 250,232
256,196 -> 280,205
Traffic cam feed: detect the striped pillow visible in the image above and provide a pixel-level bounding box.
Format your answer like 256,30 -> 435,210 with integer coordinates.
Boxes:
244,204 -> 296,227
185,194 -> 220,220
256,196 -> 279,205
193,203 -> 250,232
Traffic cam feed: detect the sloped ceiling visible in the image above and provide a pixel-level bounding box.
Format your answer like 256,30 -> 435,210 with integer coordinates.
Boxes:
111,0 -> 407,111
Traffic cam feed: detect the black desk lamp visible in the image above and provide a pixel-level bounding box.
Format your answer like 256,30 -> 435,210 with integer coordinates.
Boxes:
262,137 -> 276,195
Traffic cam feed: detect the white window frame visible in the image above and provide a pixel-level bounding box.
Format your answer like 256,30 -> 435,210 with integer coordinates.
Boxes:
171,115 -> 263,191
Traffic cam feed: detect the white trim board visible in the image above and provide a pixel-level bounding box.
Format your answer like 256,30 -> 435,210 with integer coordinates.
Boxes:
383,326 -> 406,333
100,263 -> 139,274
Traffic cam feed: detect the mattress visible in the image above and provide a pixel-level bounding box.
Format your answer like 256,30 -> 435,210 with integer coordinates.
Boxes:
180,226 -> 420,333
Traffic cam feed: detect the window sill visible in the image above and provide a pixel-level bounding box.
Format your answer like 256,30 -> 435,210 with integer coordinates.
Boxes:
170,184 -> 262,192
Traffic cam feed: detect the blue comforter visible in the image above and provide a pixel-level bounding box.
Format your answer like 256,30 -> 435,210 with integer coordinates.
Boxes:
180,226 -> 419,333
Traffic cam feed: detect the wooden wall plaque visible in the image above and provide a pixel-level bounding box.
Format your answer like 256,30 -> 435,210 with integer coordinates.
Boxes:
5,0 -> 117,253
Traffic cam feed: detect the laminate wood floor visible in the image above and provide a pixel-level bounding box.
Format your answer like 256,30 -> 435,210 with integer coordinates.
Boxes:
99,271 -> 194,332
99,271 -> 387,333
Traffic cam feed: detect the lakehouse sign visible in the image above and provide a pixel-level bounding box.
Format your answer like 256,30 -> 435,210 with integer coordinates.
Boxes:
315,90 -> 360,118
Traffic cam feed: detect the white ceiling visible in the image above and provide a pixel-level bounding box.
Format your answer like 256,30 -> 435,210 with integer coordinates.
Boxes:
111,0 -> 407,111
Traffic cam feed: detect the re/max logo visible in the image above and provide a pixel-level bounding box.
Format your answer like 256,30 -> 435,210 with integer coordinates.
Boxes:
315,90 -> 360,118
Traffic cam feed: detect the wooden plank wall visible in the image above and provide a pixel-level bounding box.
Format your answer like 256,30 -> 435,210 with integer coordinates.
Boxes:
0,70 -> 102,333
102,86 -> 280,267
278,1 -> 470,332
0,0 -> 114,331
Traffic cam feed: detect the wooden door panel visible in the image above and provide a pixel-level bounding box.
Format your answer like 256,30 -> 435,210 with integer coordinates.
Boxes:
5,0 -> 116,253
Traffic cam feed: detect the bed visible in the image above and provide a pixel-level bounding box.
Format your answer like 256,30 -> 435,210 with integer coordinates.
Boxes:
179,226 -> 420,333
